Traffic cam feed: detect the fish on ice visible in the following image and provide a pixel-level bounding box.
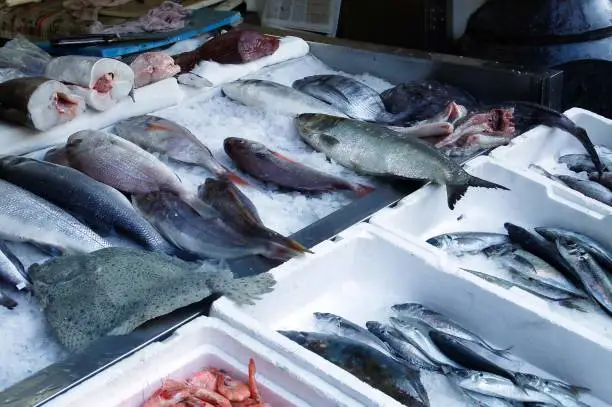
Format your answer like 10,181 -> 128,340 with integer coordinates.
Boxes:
129,52 -> 181,88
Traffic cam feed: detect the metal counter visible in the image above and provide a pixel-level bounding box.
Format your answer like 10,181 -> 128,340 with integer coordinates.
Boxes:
0,28 -> 563,407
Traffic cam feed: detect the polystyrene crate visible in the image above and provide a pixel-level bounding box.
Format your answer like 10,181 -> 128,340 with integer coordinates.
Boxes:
212,223 -> 611,406
44,317 -> 361,407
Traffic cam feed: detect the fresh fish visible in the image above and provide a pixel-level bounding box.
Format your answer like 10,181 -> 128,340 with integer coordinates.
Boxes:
129,52 -> 181,88
515,373 -> 589,406
296,114 -> 509,209
389,316 -> 460,367
0,77 -> 85,131
313,313 -> 391,355
279,330 -> 429,407
391,303 -> 511,357
224,137 -> 373,196
0,179 -> 109,253
0,156 -> 173,253
366,321 -> 441,372
293,75 -> 409,124
448,370 -> 562,405
463,391 -> 520,407
113,115 -> 247,185
30,247 -> 275,351
132,192 -> 305,261
221,79 -> 348,117
43,146 -> 70,167
0,287 -> 17,310
556,236 -> 612,315
557,175 -> 612,206
536,227 -> 612,271
45,56 -> 135,111
559,154 -> 598,173
0,240 -> 29,290
426,232 -> 510,255
588,171 -> 612,190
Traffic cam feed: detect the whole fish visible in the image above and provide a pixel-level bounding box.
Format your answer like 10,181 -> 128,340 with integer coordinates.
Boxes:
224,137 -> 373,196
279,330 -> 429,407
313,312 -> 391,355
0,240 -> 29,291
556,236 -> 612,315
389,317 -> 460,367
0,156 -> 174,253
365,321 -> 441,372
132,192 -> 306,261
293,75 -> 409,124
426,232 -> 510,255
557,175 -> 612,206
113,115 -> 247,185
30,247 -> 275,351
515,373 -> 589,407
391,303 -> 511,357
559,154 -> 598,173
43,146 -> 70,167
536,227 -> 612,271
0,287 -> 17,309
588,172 -> 612,190
0,179 -> 109,253
296,114 -> 508,209
221,79 -> 348,117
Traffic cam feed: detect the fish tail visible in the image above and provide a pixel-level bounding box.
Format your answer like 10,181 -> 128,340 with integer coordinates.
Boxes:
489,345 -> 514,359
352,183 -> 375,197
445,184 -> 469,210
222,273 -> 276,305
575,126 -> 605,175
0,290 -> 17,310
568,385 -> 591,395
266,237 -> 312,261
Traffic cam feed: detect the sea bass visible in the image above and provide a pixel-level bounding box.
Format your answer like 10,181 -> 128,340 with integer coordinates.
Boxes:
224,137 -> 374,196
30,247 -> 275,351
113,115 -> 247,185
280,330 -> 429,407
296,114 -> 509,209
0,179 -> 110,253
313,312 -> 391,355
0,156 -> 173,253
221,79 -> 347,117
0,240 -> 29,291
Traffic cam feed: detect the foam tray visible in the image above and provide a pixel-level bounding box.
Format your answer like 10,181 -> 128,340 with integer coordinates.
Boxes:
44,317 -> 358,407
212,223 -> 611,406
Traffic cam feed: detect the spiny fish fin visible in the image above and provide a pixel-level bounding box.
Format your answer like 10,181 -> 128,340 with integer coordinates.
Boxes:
352,183 -> 375,197
221,273 -> 276,306
468,175 -> 510,191
446,184 -> 468,209
320,134 -> 340,148
271,151 -> 297,163
146,122 -> 176,132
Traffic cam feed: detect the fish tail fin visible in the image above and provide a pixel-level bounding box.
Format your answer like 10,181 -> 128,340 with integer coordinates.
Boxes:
352,183 -> 375,197
568,385 -> 591,395
490,345 -> 514,359
446,184 -> 469,210
468,175 -> 510,191
575,126 -> 605,175
222,273 -> 276,305
266,237 -> 312,261
0,291 -> 17,310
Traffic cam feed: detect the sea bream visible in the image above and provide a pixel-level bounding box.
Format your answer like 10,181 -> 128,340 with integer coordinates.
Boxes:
113,115 -> 247,185
224,137 -> 374,196
0,77 -> 85,131
296,114 -> 509,209
44,56 -> 135,111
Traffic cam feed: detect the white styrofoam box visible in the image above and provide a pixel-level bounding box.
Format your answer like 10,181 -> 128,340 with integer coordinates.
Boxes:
212,223 -> 611,406
45,317 -> 360,407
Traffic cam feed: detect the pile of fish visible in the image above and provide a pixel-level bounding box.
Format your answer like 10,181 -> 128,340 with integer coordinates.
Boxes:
282,307 -> 589,407
142,357 -> 270,407
428,223 -> 612,315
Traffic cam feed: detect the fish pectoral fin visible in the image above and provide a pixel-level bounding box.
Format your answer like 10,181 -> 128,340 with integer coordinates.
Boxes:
271,151 -> 297,163
319,134 -> 340,148
146,122 -> 175,132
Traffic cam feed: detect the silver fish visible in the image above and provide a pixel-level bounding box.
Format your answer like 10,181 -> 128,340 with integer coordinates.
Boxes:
313,313 -> 391,355
0,240 -> 29,291
515,373 -> 589,407
557,175 -> 612,206
426,232 -> 510,255
536,227 -> 612,270
296,114 -> 509,209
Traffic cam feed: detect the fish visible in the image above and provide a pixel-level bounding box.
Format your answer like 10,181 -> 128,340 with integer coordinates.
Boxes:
557,175 -> 612,206
0,240 -> 29,291
389,316 -> 460,367
555,236 -> 612,315
588,172 -> 612,190
426,232 -> 510,255
312,312 -> 391,355
44,56 -> 135,111
129,52 -> 181,88
30,247 -> 275,351
514,373 -> 589,406
295,114 -> 509,209
223,137 -> 374,196
0,287 -> 17,309
0,156 -> 174,253
292,74 -> 410,124
132,192 -> 306,261
366,321 -> 441,372
112,115 -> 247,185
535,227 -> 612,271
279,330 -> 429,407
0,77 -> 85,131
43,146 -> 70,167
559,154 -> 599,173
391,303 -> 511,357
463,391 -> 520,407
221,79 -> 348,117
0,179 -> 110,253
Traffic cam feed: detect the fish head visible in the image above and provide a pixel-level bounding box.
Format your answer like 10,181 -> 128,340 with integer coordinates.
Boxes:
555,236 -> 585,258
364,320 -> 385,336
459,371 -> 512,390
199,177 -> 226,198
391,302 -> 423,314
132,192 -> 175,215
0,154 -> 29,169
223,137 -> 266,158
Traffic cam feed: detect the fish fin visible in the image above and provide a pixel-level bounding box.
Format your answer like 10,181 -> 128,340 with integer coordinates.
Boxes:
221,273 -> 276,306
352,183 -> 375,197
575,126 -> 604,175
0,291 -> 17,310
220,166 -> 250,186
446,184 -> 468,209
271,151 -> 297,163
556,298 -> 588,312
266,239 -> 312,261
468,175 -> 510,191
489,345 -> 514,359
569,385 -> 591,395
460,268 -> 514,289
319,134 -> 340,148
146,122 -> 176,132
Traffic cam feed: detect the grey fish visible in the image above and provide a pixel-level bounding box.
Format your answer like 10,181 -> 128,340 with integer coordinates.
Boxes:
558,154 -> 598,173
515,373 -> 589,406
0,287 -> 17,309
391,303 -> 511,357
0,179 -> 109,253
463,390 -> 521,407
313,312 -> 391,355
536,227 -> 612,271
30,247 -> 275,352
0,156 -> 174,254
557,175 -> 612,206
43,146 -> 70,167
0,240 -> 29,291
113,115 -> 248,186
295,114 -> 509,209
132,192 -> 305,261
279,330 -> 429,407
588,171 -> 612,190
556,236 -> 612,315
426,232 -> 510,255
365,321 -> 441,372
